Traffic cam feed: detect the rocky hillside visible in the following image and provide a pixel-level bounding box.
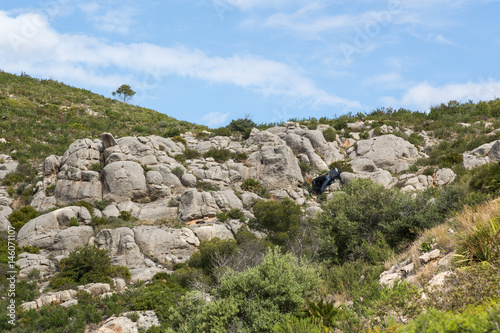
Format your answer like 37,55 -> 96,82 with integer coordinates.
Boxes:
1,73 -> 500,332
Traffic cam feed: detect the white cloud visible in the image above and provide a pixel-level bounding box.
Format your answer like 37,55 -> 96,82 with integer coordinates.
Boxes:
362,73 -> 406,90
435,34 -> 453,45
200,112 -> 231,126
0,11 -> 360,110
79,2 -> 137,34
383,80 -> 500,111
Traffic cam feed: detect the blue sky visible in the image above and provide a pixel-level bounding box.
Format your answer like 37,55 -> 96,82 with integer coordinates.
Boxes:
1,0 -> 500,127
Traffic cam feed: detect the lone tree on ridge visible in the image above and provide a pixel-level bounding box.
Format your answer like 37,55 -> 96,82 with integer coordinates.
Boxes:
112,84 -> 136,103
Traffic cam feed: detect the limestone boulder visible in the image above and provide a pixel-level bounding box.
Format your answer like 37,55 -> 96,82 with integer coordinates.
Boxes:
54,175 -> 103,205
351,135 -> 419,173
17,207 -> 89,248
436,168 -> 455,186
489,140 -> 500,161
94,228 -> 146,268
190,223 -> 235,241
212,190 -> 243,211
102,161 -> 147,202
0,155 -> 18,179
284,133 -> 328,171
133,226 -> 200,266
179,189 -> 220,221
247,145 -> 304,190
59,138 -> 101,172
17,252 -> 57,278
50,226 -> 94,255
43,155 -> 60,176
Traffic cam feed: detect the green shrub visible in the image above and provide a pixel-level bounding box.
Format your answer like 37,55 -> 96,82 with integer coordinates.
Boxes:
328,160 -> 353,173
187,238 -> 239,277
69,217 -> 79,227
241,178 -> 261,192
423,166 -> 435,176
171,166 -> 184,179
227,117 -> 256,139
203,147 -> 231,163
400,301 -> 500,333
227,208 -> 245,222
323,127 -> 337,142
94,200 -> 109,211
218,247 -> 322,332
469,162 -> 500,195
182,148 -> 201,160
212,127 -> 232,137
315,179 -> 458,264
49,245 -> 113,289
407,132 -> 425,146
196,181 -> 219,192
45,184 -> 55,196
359,131 -> 370,140
171,135 -> 186,146
90,162 -> 104,172
109,265 -> 131,281
8,206 -> 40,230
298,161 -> 312,176
454,217 -> 500,267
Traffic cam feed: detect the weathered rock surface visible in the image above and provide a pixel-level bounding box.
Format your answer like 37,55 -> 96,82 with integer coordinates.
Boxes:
133,226 -> 200,266
94,228 -> 147,268
0,154 -> 18,179
247,145 -> 304,190
17,207 -> 92,249
102,161 -> 148,202
350,135 -> 419,173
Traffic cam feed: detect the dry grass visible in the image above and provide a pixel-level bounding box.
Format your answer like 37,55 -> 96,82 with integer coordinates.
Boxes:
454,198 -> 500,233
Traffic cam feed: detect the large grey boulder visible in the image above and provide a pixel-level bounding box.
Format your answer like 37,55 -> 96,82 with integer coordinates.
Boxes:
17,207 -> 91,248
59,139 -> 101,172
50,226 -> 94,255
95,228 -> 146,268
212,190 -> 243,211
101,133 -> 117,149
134,199 -> 178,221
284,133 -> 329,171
0,155 -> 18,179
43,155 -> 60,176
179,189 -> 220,221
247,145 -> 304,190
0,204 -> 12,231
17,252 -> 57,278
54,174 -> 103,205
190,223 -> 235,241
133,226 -> 200,266
350,135 -> 419,173
489,141 -> 500,161
102,161 -> 148,202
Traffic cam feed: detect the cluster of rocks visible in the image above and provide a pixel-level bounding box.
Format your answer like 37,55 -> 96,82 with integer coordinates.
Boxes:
22,282 -> 112,311
379,241 -> 456,293
462,140 -> 500,170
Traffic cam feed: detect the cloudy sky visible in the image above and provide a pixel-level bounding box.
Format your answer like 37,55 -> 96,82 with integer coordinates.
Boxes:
1,1 -> 499,126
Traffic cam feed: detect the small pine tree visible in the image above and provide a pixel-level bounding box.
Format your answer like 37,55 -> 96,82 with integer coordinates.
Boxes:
112,84 -> 136,103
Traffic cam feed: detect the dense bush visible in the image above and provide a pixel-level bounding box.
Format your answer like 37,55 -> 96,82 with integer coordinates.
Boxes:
171,248 -> 322,332
227,117 -> 256,139
315,179 -> 462,263
8,206 -> 40,230
49,246 -> 113,289
469,162 -> 500,195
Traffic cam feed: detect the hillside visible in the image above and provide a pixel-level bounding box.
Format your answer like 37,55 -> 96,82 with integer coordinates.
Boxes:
0,72 -> 500,332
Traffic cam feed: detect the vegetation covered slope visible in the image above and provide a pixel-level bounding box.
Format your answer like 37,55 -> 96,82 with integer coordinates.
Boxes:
0,71 -> 204,161
1,71 -> 500,332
